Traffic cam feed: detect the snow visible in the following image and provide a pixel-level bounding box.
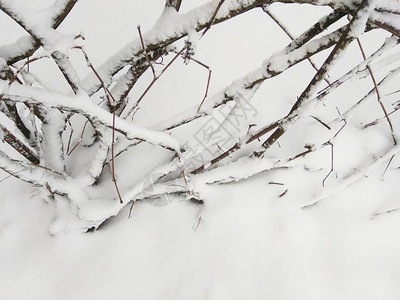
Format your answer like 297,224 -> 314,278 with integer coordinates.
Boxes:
2,167 -> 400,299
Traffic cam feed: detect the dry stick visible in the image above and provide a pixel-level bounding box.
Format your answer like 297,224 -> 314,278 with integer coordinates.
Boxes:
311,116 -> 331,130
168,48 -> 213,112
279,189 -> 288,197
8,56 -> 46,86
137,26 -> 156,78
370,19 -> 400,38
322,142 -> 334,187
74,46 -> 124,204
0,170 -> 23,183
124,45 -> 188,118
189,57 -> 212,112
269,181 -> 284,185
67,120 -> 90,155
66,120 -> 74,154
285,145 -> 314,163
334,119 -> 347,138
128,200 -> 135,218
355,37 -> 396,144
382,154 -> 395,178
385,89 -> 400,96
202,0 -> 225,37
371,207 -> 400,219
110,105 -> 123,204
322,118 -> 348,186
29,162 -> 64,177
264,8 -> 332,86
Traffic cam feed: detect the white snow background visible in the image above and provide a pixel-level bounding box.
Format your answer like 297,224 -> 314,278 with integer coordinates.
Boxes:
1,0 -> 400,299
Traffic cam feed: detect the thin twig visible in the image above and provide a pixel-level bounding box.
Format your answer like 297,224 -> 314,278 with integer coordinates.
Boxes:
264,8 -> 332,86
123,45 -> 188,118
334,119 -> 347,138
322,142 -> 334,187
8,55 -> 48,86
67,120 -> 90,155
382,154 -> 395,178
202,0 -> 225,37
192,58 -> 212,112
311,116 -> 331,130
0,169 -> 23,183
111,105 -> 123,203
137,25 -> 156,78
279,189 -> 288,197
75,46 -> 124,203
128,200 -> 135,218
356,37 -> 396,144
269,181 -> 284,185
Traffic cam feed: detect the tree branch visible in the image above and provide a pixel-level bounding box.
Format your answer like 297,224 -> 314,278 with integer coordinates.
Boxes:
1,0 -> 78,65
165,0 -> 182,11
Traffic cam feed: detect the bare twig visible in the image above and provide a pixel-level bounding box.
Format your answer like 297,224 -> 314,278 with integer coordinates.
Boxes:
66,120 -> 90,155
382,154 -> 395,178
356,37 -> 396,144
311,116 -> 331,130
333,119 -> 347,138
128,200 -> 135,218
192,58 -> 212,112
279,189 -> 288,197
137,26 -> 156,78
75,46 -> 124,203
322,142 -> 334,187
123,45 -> 188,118
202,0 -> 225,37
263,7 -> 332,86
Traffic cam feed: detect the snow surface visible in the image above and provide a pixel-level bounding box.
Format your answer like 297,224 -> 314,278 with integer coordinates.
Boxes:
2,166 -> 400,299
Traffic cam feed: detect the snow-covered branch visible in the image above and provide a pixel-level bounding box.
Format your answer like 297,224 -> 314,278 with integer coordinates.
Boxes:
0,0 -> 78,65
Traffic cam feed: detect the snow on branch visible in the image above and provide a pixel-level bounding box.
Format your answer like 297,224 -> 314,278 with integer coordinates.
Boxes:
1,84 -> 182,152
0,0 -> 398,233
0,0 -> 78,64
81,0 -> 266,97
